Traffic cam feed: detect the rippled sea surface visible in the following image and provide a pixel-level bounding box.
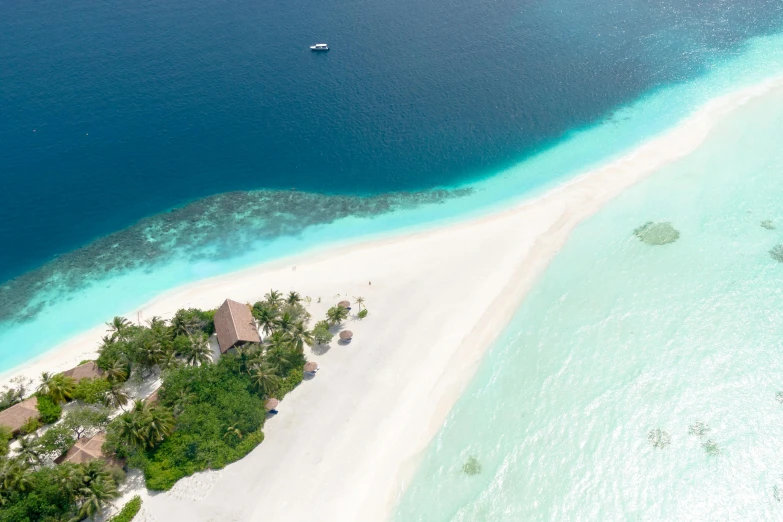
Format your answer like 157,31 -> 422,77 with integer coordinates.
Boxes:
395,71 -> 783,521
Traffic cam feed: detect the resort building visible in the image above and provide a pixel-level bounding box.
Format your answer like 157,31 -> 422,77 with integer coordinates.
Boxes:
214,299 -> 261,353
0,397 -> 40,435
55,431 -> 124,468
61,360 -> 103,381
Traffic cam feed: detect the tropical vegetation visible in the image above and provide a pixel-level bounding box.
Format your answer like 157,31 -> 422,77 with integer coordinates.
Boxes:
0,289 -> 347,514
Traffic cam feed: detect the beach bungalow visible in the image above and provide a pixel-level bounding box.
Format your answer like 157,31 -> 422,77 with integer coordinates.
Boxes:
55,431 -> 125,468
214,299 -> 262,354
61,361 -> 103,381
0,397 -> 40,435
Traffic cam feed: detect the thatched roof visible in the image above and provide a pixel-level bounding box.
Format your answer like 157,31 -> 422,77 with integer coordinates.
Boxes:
303,361 -> 319,373
61,361 -> 103,381
214,299 -> 261,353
339,330 -> 353,340
55,432 -> 124,468
0,397 -> 39,435
264,398 -> 279,410
338,300 -> 351,308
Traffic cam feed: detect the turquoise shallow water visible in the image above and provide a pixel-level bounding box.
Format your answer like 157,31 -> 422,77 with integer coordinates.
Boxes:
4,32 -> 783,373
394,55 -> 783,521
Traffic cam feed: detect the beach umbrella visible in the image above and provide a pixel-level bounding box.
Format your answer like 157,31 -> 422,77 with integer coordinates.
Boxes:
338,300 -> 351,308
265,398 -> 279,411
339,330 -> 353,341
303,361 -> 319,373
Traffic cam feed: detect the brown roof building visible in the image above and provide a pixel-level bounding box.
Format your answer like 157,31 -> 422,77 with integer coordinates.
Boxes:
61,361 -> 103,381
55,432 -> 124,468
214,299 -> 261,353
0,397 -> 40,435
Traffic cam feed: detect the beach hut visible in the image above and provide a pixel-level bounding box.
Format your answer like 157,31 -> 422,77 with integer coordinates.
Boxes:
214,299 -> 262,354
61,361 -> 103,381
0,397 -> 40,435
339,330 -> 353,342
264,398 -> 279,411
303,361 -> 319,374
338,300 -> 351,309
55,432 -> 125,468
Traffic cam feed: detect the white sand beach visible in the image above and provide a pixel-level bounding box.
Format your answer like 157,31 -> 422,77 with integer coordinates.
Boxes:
3,77 -> 782,521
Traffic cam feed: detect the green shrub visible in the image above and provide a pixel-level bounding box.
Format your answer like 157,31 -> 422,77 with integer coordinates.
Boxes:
72,377 -> 112,404
109,496 -> 142,522
276,368 -> 303,399
36,394 -> 62,424
357,309 -> 368,319
20,417 -> 40,435
143,360 -> 267,490
0,426 -> 11,456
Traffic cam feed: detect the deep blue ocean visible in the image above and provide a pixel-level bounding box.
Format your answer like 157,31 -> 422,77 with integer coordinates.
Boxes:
3,0 -> 783,284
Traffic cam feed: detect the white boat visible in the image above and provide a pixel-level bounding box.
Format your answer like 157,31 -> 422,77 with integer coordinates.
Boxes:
310,43 -> 329,51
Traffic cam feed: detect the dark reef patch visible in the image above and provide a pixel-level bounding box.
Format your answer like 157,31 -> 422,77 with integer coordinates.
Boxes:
0,188 -> 471,324
769,244 -> 783,262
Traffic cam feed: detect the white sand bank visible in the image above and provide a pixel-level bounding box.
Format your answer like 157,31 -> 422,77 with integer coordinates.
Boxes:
4,77 -> 783,522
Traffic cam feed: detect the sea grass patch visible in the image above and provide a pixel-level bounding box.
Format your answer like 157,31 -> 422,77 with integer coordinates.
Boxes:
462,455 -> 482,475
633,222 -> 680,245
648,428 -> 671,449
770,245 -> 783,262
761,220 -> 775,230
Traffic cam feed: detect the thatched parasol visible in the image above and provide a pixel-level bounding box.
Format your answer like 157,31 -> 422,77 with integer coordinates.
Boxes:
339,330 -> 353,341
338,300 -> 351,308
303,361 -> 319,373
265,398 -> 279,410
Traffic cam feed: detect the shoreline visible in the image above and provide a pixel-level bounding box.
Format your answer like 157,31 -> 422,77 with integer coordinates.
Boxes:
3,76 -> 783,521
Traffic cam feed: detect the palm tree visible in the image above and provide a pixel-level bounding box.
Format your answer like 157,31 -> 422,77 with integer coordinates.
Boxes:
171,312 -> 202,337
265,344 -> 300,375
286,291 -> 302,306
0,458 -> 30,496
16,436 -> 41,467
106,316 -> 130,341
147,315 -> 167,331
117,401 -> 175,449
232,344 -> 261,375
254,305 -> 279,336
37,372 -> 76,405
182,334 -> 212,366
54,462 -> 83,496
264,331 -> 290,352
103,358 -> 128,383
115,410 -> 148,449
288,322 -> 315,352
353,296 -> 366,311
158,350 -> 180,372
77,472 -> 119,520
138,339 -> 166,375
103,383 -> 130,409
264,289 -> 283,308
275,311 -> 295,333
249,364 -> 281,396
147,404 -> 175,445
223,424 -> 243,441
326,306 -> 349,326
